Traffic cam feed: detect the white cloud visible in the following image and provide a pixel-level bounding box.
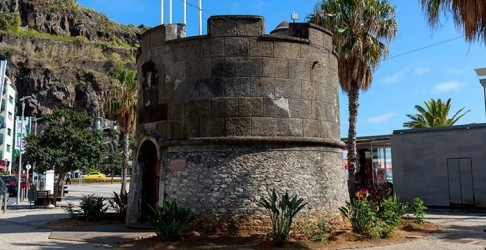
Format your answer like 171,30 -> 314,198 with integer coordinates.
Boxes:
413,67 -> 430,75
366,112 -> 396,123
384,69 -> 406,83
432,80 -> 466,94
447,66 -> 470,76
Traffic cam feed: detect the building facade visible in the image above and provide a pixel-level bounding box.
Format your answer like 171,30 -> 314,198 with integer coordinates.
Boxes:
0,75 -> 16,173
392,124 -> 486,207
128,16 -> 348,230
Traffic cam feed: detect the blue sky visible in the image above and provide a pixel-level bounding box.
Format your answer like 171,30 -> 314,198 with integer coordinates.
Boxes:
77,0 -> 486,137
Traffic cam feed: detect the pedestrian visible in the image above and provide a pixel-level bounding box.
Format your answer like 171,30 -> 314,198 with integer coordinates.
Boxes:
65,173 -> 71,185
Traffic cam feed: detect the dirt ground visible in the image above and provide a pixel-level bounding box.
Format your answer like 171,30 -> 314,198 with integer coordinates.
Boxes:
43,217 -> 438,249
116,219 -> 438,249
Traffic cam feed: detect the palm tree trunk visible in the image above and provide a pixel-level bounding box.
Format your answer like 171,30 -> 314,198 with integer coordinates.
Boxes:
120,131 -> 129,194
347,86 -> 359,201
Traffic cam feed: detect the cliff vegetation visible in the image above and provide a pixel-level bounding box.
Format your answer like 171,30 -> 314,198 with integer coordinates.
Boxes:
0,0 -> 145,115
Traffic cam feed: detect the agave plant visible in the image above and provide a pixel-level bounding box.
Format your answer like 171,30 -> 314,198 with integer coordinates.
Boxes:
108,191 -> 128,219
259,188 -> 307,246
149,200 -> 196,241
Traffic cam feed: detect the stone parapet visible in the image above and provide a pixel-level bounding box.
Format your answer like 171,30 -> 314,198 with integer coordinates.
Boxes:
138,15 -> 339,142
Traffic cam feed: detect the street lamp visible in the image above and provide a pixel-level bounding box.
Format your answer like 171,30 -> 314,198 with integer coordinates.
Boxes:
475,68 -> 486,121
16,96 -> 31,204
31,117 -> 42,188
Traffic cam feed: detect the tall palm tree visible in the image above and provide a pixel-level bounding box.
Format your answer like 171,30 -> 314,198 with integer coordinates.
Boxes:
105,69 -> 137,194
403,98 -> 470,128
421,0 -> 486,43
310,0 -> 397,199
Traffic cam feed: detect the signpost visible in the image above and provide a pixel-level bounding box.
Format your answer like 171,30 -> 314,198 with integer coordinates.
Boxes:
15,116 -> 30,153
45,170 -> 54,195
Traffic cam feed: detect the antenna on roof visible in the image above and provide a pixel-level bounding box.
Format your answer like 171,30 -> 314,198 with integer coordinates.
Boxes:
160,0 -> 164,24
291,11 -> 299,23
169,0 -> 173,23
198,0 -> 202,35
183,0 -> 187,24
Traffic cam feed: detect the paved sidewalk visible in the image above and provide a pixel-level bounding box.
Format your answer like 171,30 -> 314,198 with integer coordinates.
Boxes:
0,183 -> 153,250
364,211 -> 486,250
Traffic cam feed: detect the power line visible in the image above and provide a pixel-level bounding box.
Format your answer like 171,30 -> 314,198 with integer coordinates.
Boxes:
385,36 -> 464,61
173,0 -> 464,62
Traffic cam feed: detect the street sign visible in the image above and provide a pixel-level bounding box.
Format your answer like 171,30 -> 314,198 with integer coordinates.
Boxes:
15,116 -> 31,153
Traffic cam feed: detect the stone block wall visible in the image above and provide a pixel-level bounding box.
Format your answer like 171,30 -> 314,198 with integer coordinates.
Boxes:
130,15 -> 347,229
137,15 -> 339,142
163,144 -> 346,233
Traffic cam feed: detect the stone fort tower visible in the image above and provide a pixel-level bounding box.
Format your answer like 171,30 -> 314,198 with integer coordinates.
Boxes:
127,15 -> 348,230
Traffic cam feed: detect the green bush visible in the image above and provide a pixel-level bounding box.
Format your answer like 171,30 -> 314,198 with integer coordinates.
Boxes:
71,177 -> 130,183
79,194 -> 108,221
259,188 -> 307,247
339,199 -> 377,237
109,191 -> 128,219
0,11 -> 21,32
409,197 -> 427,223
341,192 -> 421,239
301,219 -> 333,242
63,194 -> 108,221
376,194 -> 408,238
149,200 -> 196,241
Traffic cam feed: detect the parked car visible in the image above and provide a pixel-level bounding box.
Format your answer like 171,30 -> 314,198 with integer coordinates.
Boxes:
82,172 -> 106,180
0,176 -> 18,196
12,174 -> 28,187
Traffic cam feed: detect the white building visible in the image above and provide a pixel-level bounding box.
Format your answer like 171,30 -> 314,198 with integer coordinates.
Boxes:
0,65 -> 17,173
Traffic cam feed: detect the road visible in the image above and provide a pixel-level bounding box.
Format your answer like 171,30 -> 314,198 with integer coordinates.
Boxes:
6,182 -> 128,207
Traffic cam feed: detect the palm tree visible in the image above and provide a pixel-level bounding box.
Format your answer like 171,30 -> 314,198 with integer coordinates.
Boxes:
105,69 -> 137,194
310,0 -> 397,199
421,0 -> 486,43
403,98 -> 470,128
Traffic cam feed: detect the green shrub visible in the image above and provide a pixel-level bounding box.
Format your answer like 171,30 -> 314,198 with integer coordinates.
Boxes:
79,194 -> 108,221
259,188 -> 307,247
339,199 -> 377,237
301,219 -> 333,242
376,194 -> 408,238
341,192 -> 417,239
109,191 -> 128,219
0,11 -> 21,32
63,194 -> 108,221
149,200 -> 196,241
409,197 -> 427,223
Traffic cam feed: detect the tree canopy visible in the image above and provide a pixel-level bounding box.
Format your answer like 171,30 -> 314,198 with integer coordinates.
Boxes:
421,0 -> 486,44
24,108 -> 104,189
403,98 -> 470,128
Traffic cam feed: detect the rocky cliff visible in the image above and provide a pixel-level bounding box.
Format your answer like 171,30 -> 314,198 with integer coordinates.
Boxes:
0,0 -> 144,116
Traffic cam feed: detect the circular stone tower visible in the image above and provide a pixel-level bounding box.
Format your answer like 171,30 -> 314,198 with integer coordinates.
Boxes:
128,15 -> 348,232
